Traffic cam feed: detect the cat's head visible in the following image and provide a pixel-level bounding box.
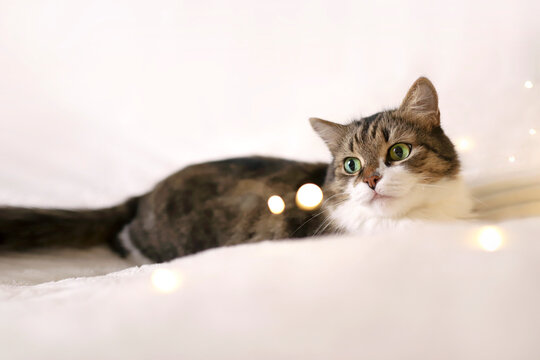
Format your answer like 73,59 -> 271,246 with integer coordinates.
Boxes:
310,77 -> 471,231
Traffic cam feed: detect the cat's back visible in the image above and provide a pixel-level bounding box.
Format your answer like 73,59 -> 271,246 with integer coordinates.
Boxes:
126,156 -> 328,261
154,156 -> 328,210
164,156 -> 326,187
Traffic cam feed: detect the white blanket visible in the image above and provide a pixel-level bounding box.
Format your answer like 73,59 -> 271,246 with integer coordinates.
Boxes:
1,176 -> 540,360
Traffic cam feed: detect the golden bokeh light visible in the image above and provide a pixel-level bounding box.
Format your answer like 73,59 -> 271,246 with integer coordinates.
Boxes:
529,128 -> 537,136
477,226 -> 504,252
296,183 -> 323,211
267,195 -> 285,214
456,138 -> 472,152
151,268 -> 182,293
524,80 -> 534,89
508,155 -> 516,163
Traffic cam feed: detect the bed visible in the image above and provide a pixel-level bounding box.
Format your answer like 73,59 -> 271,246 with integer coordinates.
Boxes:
1,172 -> 539,359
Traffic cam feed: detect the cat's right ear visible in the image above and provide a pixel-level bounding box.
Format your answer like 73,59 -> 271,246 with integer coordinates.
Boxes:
309,117 -> 346,154
398,77 -> 440,128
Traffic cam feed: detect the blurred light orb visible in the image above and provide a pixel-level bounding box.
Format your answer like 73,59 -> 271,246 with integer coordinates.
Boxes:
477,226 -> 504,252
508,155 -> 516,163
267,195 -> 285,214
151,268 -> 182,293
524,80 -> 534,89
529,128 -> 537,136
456,138 -> 471,152
296,183 -> 323,210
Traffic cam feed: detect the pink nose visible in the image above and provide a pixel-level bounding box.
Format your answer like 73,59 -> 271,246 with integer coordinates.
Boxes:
364,174 -> 381,190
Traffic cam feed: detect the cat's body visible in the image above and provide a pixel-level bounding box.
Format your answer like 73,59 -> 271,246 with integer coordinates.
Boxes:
120,157 -> 328,262
0,77 -> 472,263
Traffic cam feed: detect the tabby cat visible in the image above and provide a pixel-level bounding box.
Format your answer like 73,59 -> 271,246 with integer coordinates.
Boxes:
0,77 -> 471,263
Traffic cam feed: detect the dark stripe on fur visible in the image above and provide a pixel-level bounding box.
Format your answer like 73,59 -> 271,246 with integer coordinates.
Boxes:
370,119 -> 379,139
420,143 -> 455,163
354,130 -> 360,144
382,127 -> 390,142
360,121 -> 371,141
360,114 -> 378,142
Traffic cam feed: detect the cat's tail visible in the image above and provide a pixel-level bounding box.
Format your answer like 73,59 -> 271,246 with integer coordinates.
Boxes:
0,197 -> 139,252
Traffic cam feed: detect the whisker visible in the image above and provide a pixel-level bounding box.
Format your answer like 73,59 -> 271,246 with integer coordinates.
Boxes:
321,192 -> 348,206
311,217 -> 327,237
290,197 -> 349,237
290,208 -> 330,237
318,219 -> 335,235
313,216 -> 334,236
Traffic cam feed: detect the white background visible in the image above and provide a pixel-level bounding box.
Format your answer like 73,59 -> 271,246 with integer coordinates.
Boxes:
1,0 -> 539,208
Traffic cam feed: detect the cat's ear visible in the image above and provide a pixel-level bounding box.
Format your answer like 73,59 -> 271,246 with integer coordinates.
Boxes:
309,117 -> 346,154
398,77 -> 440,128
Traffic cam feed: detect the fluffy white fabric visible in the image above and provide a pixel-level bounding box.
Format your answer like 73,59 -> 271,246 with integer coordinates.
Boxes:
1,0 -> 539,359
1,216 -> 540,359
1,174 -> 539,360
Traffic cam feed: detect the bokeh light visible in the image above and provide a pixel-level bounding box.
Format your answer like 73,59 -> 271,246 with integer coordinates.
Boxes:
508,155 -> 516,163
529,128 -> 537,135
524,80 -> 534,89
477,226 -> 504,252
151,268 -> 182,293
267,195 -> 285,214
456,138 -> 472,152
296,183 -> 323,211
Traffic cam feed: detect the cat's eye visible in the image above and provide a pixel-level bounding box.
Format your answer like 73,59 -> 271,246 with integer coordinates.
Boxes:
388,143 -> 411,161
343,157 -> 362,174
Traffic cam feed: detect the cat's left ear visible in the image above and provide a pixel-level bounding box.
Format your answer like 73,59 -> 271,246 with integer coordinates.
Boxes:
309,117 -> 346,154
398,77 -> 440,128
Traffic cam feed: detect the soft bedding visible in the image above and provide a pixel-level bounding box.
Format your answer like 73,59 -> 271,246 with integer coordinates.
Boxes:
1,174 -> 539,360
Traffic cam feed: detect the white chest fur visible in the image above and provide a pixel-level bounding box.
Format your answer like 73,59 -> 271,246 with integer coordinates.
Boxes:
329,176 -> 473,234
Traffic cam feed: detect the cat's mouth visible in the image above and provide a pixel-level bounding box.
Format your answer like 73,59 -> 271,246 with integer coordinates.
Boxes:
369,192 -> 394,203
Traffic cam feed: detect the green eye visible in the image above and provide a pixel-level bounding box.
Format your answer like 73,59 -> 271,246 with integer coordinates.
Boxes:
389,143 -> 411,161
344,157 -> 362,174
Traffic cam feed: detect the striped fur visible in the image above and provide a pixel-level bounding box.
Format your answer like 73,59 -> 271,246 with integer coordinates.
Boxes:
311,77 -> 471,233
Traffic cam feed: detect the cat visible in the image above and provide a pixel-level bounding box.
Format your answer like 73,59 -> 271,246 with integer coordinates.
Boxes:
0,77 -> 472,263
